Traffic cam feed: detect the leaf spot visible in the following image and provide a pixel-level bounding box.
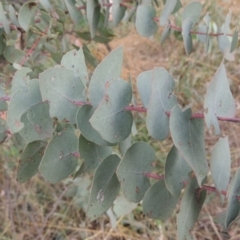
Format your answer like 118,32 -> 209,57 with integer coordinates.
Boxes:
97,189 -> 104,203
136,186 -> 140,193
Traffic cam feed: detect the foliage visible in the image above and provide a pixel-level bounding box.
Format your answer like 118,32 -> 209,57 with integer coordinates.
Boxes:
0,0 -> 240,239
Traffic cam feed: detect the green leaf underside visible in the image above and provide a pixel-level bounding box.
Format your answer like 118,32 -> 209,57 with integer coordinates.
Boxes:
117,142 -> 155,202
143,180 -> 179,220
76,105 -> 113,146
87,154 -> 121,221
90,78 -> 133,143
39,67 -> 85,124
210,137 -> 231,202
39,129 -> 79,183
89,46 -> 123,108
61,48 -> 88,87
146,67 -> 177,141
17,141 -> 46,183
204,63 -> 236,135
135,4 -> 158,37
177,177 -> 206,240
170,105 -> 208,186
225,167 -> 240,228
165,145 -> 192,196
78,135 -> 112,173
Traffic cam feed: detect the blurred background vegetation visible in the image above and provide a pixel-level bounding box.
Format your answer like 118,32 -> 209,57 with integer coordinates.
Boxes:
1,0 -> 240,239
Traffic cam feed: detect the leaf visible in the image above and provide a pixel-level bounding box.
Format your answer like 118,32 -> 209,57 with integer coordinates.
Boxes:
146,67 -> 177,141
78,134 -> 112,173
4,46 -> 25,64
39,67 -> 85,124
169,105 -> 208,186
61,48 -> 88,87
136,70 -> 152,108
0,119 -> 7,143
12,132 -> 27,151
225,167 -> 240,228
135,4 -> 158,37
9,5 -> 20,27
0,84 -> 7,111
17,141 -> 46,183
87,154 -> 121,221
18,1 -> 37,31
90,78 -> 133,143
143,180 -> 179,220
165,145 -> 192,196
182,18 -> 193,55
119,135 -> 131,156
86,0 -> 101,38
230,29 -> 238,53
18,102 -> 54,143
160,0 -> 182,26
117,142 -> 155,202
34,10 -> 52,33
0,2 -> 10,34
76,105 -> 113,146
39,0 -> 53,11
210,137 -> 231,202
160,23 -> 171,44
64,0 -> 83,25
182,1 -> 202,25
39,129 -> 79,183
204,63 -> 236,135
112,196 -> 137,218
7,79 -> 43,133
177,177 -> 206,240
112,0 -> 127,26
89,46 -> 123,108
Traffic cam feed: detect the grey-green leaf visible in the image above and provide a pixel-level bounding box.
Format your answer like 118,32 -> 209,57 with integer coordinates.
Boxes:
64,0 -> 83,25
0,84 -> 7,111
143,180 -> 179,220
89,46 -> 123,108
86,0 -> 101,38
136,70 -> 152,108
18,2 -> 37,31
112,0 -> 127,26
4,46 -> 25,64
160,0 -> 181,26
182,1 -> 202,26
61,48 -> 88,87
169,105 -> 208,186
146,67 -> 177,141
165,145 -> 192,196
18,102 -> 54,143
135,4 -> 158,37
78,134 -> 112,173
225,167 -> 240,228
204,63 -> 236,135
210,137 -> 231,202
0,119 -> 7,143
90,78 -> 133,143
87,154 -> 121,221
39,67 -> 85,124
39,129 -> 79,183
7,79 -> 42,133
0,2 -> 10,34
230,29 -> 238,53
117,142 -> 155,202
160,23 -> 171,44
119,135 -> 131,156
76,105 -> 113,146
17,141 -> 46,183
177,177 -> 206,240
182,18 -> 193,55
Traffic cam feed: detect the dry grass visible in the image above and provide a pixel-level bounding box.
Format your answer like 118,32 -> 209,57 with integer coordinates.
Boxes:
1,0 -> 240,239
